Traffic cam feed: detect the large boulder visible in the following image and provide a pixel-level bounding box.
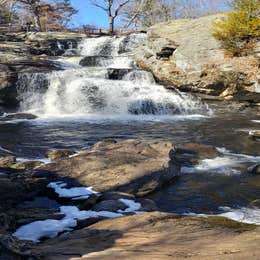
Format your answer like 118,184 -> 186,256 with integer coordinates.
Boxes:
135,14 -> 260,104
36,139 -> 180,197
2,212 -> 259,259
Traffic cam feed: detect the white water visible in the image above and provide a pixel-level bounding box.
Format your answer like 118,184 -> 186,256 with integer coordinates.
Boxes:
187,206 -> 260,225
17,34 -> 211,119
181,147 -> 260,176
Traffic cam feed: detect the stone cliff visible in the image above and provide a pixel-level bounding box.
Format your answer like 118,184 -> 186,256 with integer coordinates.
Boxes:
135,14 -> 260,105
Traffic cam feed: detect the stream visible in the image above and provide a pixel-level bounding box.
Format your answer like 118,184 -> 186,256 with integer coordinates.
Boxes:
1,33 -> 260,221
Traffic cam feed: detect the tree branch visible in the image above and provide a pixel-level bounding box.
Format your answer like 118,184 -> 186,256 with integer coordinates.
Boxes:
114,0 -> 130,17
90,0 -> 107,12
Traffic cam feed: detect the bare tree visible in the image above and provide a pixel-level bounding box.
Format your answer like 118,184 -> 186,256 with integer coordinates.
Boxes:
122,0 -> 224,28
122,0 -> 174,28
91,0 -> 130,34
16,0 -> 42,31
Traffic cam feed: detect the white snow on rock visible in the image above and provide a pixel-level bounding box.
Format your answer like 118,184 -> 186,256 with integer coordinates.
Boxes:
47,181 -> 98,199
13,206 -> 123,242
13,181 -> 145,242
118,199 -> 142,213
13,217 -> 77,242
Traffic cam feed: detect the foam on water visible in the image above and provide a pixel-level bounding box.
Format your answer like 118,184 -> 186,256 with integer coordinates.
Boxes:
186,207 -> 260,225
181,147 -> 260,176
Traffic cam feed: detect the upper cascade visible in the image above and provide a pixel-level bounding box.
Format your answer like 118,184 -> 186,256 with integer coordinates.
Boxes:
17,34 -> 211,119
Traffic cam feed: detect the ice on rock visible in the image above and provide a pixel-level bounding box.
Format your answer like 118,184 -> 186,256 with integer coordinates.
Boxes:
47,181 -> 98,199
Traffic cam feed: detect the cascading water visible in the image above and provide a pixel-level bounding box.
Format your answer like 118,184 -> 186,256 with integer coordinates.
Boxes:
17,34 -> 211,119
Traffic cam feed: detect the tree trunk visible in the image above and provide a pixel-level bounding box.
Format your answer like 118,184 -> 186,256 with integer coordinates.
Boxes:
109,16 -> 114,35
33,7 -> 42,31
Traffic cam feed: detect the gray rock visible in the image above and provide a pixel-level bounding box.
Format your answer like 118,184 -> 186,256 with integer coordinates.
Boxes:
135,14 -> 260,104
248,164 -> 260,174
0,113 -> 37,121
92,200 -> 127,212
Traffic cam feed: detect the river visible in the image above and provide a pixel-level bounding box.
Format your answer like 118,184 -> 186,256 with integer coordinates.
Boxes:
1,33 -> 259,221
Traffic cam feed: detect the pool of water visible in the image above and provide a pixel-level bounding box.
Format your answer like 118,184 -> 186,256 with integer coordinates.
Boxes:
0,105 -> 259,216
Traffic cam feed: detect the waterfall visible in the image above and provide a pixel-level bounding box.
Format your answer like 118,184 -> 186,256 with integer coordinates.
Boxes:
17,34 -> 211,119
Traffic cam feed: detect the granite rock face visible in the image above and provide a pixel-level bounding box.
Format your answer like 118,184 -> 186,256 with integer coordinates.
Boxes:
2,212 -> 259,259
37,139 -> 180,197
135,14 -> 260,105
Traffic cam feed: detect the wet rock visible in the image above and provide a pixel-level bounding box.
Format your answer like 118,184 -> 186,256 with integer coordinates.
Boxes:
248,164 -> 260,175
99,191 -> 135,201
170,143 -> 219,165
92,200 -> 127,212
77,194 -> 99,210
38,139 -> 180,197
107,68 -> 132,80
18,197 -> 60,209
76,216 -> 105,229
5,212 -> 259,259
7,208 -> 64,229
11,160 -> 43,170
0,113 -> 37,121
137,198 -> 158,212
250,199 -> 260,208
249,131 -> 260,141
0,60 -> 62,109
0,172 -> 50,212
0,156 -> 16,168
79,56 -> 111,67
46,149 -> 76,161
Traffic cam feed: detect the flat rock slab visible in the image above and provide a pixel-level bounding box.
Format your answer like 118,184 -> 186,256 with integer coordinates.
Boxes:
37,139 -> 180,197
4,212 -> 259,259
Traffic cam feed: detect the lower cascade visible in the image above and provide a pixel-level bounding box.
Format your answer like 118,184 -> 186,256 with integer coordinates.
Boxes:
17,34 -> 211,119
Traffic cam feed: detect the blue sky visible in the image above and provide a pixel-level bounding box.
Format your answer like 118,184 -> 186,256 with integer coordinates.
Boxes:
69,0 -> 228,29
70,0 -> 109,28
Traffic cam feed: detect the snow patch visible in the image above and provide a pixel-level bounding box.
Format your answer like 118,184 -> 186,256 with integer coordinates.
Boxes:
118,199 -> 142,213
16,157 -> 51,164
13,206 -> 123,242
47,181 -> 98,200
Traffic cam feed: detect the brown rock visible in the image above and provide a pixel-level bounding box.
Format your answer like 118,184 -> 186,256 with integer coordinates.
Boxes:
0,156 -> 16,168
11,160 -> 43,170
38,139 -> 180,197
46,149 -> 76,161
0,113 -> 37,121
170,143 -> 219,165
4,212 -> 259,259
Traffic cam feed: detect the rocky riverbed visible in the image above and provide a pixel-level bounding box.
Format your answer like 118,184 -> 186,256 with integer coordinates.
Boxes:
0,139 -> 259,259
